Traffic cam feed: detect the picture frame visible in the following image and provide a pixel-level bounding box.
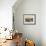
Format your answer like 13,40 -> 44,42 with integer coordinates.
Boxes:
23,14 -> 36,25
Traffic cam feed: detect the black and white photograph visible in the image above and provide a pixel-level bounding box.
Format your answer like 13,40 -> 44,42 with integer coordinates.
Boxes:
23,14 -> 36,25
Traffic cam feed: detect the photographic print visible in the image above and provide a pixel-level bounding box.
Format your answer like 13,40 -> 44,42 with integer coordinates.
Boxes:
23,14 -> 36,25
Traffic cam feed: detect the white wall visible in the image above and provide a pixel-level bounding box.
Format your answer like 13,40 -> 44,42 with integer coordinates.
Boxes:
13,0 -> 41,46
0,0 -> 16,29
41,0 -> 46,46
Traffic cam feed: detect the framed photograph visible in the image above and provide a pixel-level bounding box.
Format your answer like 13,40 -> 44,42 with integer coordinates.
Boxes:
23,14 -> 36,25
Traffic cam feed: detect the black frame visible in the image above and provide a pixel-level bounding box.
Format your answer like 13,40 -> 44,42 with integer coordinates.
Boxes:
23,14 -> 36,25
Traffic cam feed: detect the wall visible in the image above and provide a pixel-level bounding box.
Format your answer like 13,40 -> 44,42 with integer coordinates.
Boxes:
0,0 -> 16,29
13,0 -> 41,46
41,0 -> 46,46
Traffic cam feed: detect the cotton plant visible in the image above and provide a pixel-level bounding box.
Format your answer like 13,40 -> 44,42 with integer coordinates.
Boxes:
0,27 -> 6,38
0,27 -> 13,37
0,27 -> 7,44
0,27 -> 9,38
0,27 -> 4,33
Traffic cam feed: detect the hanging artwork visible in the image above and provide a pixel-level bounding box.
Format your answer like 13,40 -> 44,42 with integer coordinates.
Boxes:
23,14 -> 36,25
